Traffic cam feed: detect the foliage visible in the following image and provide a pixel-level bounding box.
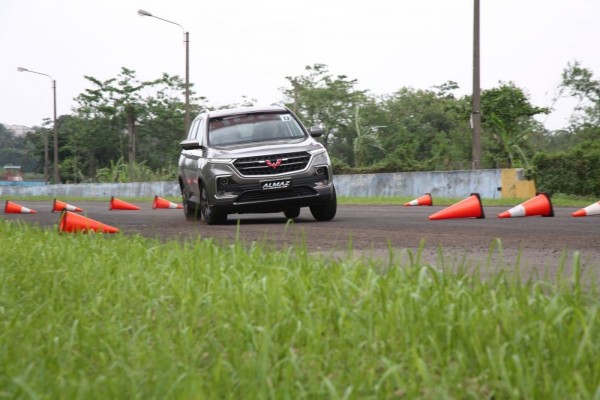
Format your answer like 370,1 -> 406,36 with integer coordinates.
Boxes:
95,157 -> 175,183
480,82 -> 549,168
0,124 -> 39,173
527,62 -> 600,196
282,64 -> 370,166
560,61 -> 600,126
532,141 -> 600,197
377,85 -> 473,171
54,69 -> 201,183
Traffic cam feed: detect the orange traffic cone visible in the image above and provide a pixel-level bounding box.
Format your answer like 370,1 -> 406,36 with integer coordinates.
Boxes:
109,197 -> 141,211
404,193 -> 433,206
59,211 -> 119,233
428,193 -> 485,220
572,200 -> 600,217
4,200 -> 36,214
153,195 -> 183,209
52,199 -> 83,213
498,193 -> 554,218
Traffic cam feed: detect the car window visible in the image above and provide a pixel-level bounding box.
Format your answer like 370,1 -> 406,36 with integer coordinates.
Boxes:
208,112 -> 305,146
187,119 -> 199,140
196,118 -> 206,145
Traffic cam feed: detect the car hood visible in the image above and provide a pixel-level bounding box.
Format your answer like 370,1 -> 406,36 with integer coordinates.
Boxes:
207,138 -> 324,159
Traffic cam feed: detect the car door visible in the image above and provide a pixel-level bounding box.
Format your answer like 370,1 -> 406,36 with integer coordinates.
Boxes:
182,117 -> 207,200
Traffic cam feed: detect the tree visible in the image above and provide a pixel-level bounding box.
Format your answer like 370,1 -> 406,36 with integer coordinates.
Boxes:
560,61 -> 600,124
480,82 -> 549,168
353,105 -> 385,167
75,67 -> 151,179
0,124 -> 40,174
376,84 -> 472,171
137,73 -> 207,172
556,61 -> 600,145
68,69 -> 200,182
282,64 -> 369,166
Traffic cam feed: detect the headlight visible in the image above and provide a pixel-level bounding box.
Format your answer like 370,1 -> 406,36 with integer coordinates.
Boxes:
308,148 -> 326,156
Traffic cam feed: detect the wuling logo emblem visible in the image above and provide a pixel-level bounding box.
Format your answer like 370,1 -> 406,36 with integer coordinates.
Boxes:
265,159 -> 282,169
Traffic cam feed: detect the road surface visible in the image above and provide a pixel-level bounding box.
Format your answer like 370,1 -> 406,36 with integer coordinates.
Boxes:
3,201 -> 599,278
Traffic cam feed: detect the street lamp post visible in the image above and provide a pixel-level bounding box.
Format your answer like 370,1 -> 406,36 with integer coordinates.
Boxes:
471,0 -> 482,170
17,67 -> 60,184
138,9 -> 191,134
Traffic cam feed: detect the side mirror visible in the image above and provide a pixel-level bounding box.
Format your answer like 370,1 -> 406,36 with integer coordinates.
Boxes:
180,139 -> 203,150
309,125 -> 324,137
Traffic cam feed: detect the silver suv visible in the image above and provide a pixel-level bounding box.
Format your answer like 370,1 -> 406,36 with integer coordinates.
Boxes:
178,105 -> 337,224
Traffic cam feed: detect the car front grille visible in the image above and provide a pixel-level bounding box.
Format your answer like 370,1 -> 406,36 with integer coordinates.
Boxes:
233,152 -> 311,176
235,186 -> 318,204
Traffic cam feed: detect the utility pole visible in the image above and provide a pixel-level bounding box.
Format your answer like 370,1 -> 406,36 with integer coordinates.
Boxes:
138,9 -> 191,134
472,0 -> 482,169
52,79 -> 60,183
18,67 -> 60,183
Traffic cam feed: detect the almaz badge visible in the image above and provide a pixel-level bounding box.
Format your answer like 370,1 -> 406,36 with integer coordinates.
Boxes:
261,179 -> 292,190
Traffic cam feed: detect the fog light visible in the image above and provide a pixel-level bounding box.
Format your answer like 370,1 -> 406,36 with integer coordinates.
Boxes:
315,167 -> 324,176
219,177 -> 230,186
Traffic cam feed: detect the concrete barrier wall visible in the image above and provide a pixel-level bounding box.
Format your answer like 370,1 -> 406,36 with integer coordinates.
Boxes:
334,169 -> 504,199
0,182 -> 181,198
0,168 -> 535,199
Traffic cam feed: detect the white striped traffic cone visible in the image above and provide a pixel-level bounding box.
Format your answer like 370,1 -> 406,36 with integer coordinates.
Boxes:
572,201 -> 600,217
4,200 -> 37,214
404,193 -> 433,206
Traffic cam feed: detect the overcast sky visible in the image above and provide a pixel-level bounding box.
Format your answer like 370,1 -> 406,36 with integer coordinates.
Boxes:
1,0 -> 599,130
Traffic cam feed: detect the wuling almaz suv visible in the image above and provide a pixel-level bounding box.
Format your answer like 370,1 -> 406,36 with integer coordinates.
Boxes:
178,105 -> 337,224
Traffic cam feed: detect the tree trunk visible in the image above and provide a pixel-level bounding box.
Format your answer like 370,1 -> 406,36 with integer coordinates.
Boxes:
126,106 -> 136,181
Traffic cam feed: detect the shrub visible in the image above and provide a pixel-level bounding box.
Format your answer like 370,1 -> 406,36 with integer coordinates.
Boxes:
532,141 -> 600,197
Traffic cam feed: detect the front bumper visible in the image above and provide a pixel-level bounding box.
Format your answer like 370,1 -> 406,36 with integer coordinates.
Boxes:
213,169 -> 334,214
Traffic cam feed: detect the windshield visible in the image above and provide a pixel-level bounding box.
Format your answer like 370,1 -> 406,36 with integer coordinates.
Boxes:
208,112 -> 306,146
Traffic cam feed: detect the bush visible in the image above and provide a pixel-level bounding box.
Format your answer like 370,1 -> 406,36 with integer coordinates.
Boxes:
532,142 -> 600,197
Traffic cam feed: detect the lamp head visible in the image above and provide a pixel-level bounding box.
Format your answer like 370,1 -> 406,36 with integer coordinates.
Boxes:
17,67 -> 28,72
138,9 -> 152,17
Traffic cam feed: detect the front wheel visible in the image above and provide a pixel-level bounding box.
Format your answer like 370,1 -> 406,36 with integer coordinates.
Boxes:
200,184 -> 227,225
283,207 -> 301,219
182,186 -> 201,220
309,186 -> 337,221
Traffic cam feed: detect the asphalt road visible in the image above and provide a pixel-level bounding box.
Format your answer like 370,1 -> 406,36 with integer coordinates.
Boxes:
3,200 -> 600,276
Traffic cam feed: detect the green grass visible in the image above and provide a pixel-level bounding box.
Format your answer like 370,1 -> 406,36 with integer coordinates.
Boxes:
1,220 -> 599,399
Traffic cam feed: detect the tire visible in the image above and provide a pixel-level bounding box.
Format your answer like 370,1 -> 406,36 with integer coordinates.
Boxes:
200,184 -> 227,225
309,186 -> 337,221
182,186 -> 201,220
283,207 -> 301,219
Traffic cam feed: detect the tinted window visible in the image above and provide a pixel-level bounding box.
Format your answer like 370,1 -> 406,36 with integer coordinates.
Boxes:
208,112 -> 306,146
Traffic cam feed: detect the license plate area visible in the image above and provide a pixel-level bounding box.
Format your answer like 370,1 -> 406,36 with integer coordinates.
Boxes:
260,178 -> 292,191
